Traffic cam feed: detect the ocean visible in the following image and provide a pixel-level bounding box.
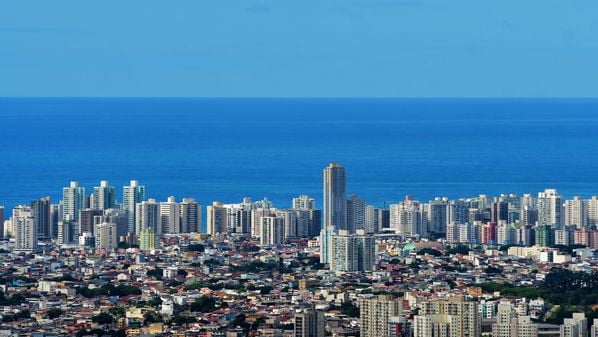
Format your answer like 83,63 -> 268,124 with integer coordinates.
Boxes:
1,98 -> 598,230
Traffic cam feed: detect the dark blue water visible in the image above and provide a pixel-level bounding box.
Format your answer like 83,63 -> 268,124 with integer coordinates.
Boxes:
1,98 -> 598,230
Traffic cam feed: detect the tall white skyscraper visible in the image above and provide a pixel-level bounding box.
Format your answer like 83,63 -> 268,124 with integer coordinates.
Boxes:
160,196 -> 181,234
537,189 -> 563,228
292,195 -> 321,237
564,196 -> 586,228
226,199 -> 252,235
12,205 -> 37,252
321,163 -> 346,264
135,199 -> 160,234
92,180 -> 116,210
180,198 -> 201,233
251,206 -> 274,237
588,196 -> 598,226
390,195 -> 422,235
277,209 -> 298,239
260,216 -> 284,246
62,181 -> 86,221
293,195 -> 315,210
123,180 -> 146,233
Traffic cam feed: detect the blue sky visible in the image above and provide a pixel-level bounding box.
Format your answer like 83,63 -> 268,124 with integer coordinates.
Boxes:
1,0 -> 597,97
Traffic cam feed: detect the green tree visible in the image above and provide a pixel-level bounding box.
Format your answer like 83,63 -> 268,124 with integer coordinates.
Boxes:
190,296 -> 216,313
92,312 -> 115,325
47,308 -> 64,319
340,301 -> 360,317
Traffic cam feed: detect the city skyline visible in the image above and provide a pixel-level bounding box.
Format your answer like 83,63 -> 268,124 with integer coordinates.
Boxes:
1,0 -> 596,335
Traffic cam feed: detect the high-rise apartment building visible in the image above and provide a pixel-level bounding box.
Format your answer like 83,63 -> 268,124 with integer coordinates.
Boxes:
321,163 -> 346,263
496,223 -> 517,246
103,208 -> 129,240
535,225 -> 554,247
12,205 -> 37,252
427,197 -> 449,235
31,196 -> 51,239
293,195 -> 315,210
139,227 -> 159,250
251,206 -> 274,238
359,295 -> 404,337
492,201 -> 509,224
207,201 -> 227,235
79,209 -> 103,234
62,181 -> 86,221
564,196 -> 586,228
160,196 -> 181,234
346,194 -> 365,234
390,196 -> 422,236
180,198 -> 201,233
294,305 -> 325,337
521,206 -> 539,226
323,162 -> 346,231
57,220 -> 77,245
330,229 -> 376,272
260,216 -> 284,246
537,189 -> 563,228
50,203 -> 61,239
277,209 -> 297,239
588,197 -> 598,226
413,296 -> 481,337
492,301 -> 538,337
123,180 -> 146,234
135,199 -> 160,234
226,200 -> 252,235
95,222 -> 117,251
561,313 -> 587,337
364,205 -> 379,234
290,195 -> 321,237
293,209 -> 311,237
92,180 -> 116,210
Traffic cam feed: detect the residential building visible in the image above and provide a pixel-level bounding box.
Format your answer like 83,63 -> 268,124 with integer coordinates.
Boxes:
91,180 -> 116,210
95,222 -> 117,251
62,181 -> 86,221
330,229 -> 376,272
360,295 -> 403,337
294,305 -> 325,337
123,180 -> 146,234
31,196 -> 50,239
12,205 -> 37,252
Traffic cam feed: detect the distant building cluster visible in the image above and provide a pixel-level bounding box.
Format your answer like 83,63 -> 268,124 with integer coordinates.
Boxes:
2,180 -> 201,253
0,163 -> 598,337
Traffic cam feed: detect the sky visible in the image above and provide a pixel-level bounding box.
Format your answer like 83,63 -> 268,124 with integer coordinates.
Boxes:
1,0 -> 597,97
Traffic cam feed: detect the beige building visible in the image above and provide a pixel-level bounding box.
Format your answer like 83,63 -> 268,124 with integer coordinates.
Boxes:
359,295 -> 403,337
413,296 -> 480,337
492,301 -> 538,337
